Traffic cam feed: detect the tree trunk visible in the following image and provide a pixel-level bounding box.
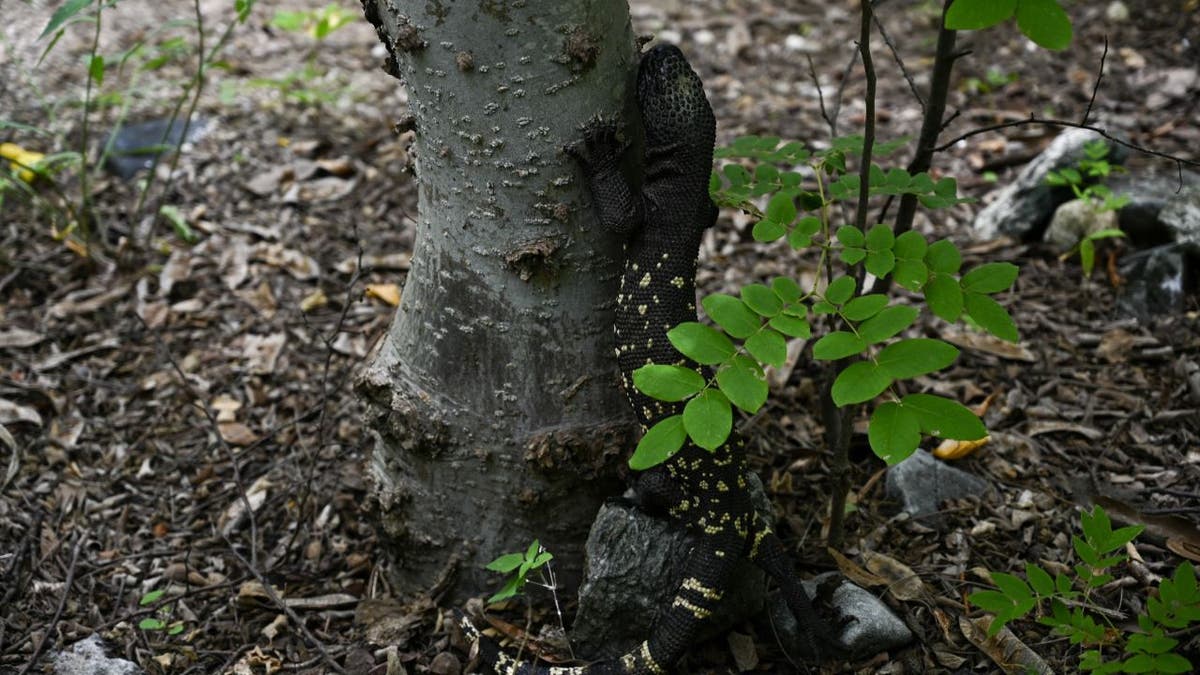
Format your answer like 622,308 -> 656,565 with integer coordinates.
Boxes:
357,0 -> 639,601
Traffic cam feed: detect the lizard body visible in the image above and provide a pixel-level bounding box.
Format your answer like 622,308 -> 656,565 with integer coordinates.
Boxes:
464,44 -> 829,675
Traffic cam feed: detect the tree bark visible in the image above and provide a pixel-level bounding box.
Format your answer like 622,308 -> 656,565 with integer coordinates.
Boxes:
357,0 -> 639,601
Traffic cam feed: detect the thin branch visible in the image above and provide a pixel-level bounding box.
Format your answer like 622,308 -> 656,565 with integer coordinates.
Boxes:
1081,36 -> 1108,127
854,3 -> 877,233
17,533 -> 83,675
934,115 -> 1200,170
806,54 -> 835,136
829,48 -> 859,138
872,11 -> 923,111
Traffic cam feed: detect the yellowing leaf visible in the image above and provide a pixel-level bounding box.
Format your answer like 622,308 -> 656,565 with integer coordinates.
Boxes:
1,142 -> 46,182
365,283 -> 401,307
300,288 -> 328,312
932,435 -> 990,460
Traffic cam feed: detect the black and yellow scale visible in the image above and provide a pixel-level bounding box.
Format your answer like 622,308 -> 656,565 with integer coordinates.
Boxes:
463,44 -> 829,675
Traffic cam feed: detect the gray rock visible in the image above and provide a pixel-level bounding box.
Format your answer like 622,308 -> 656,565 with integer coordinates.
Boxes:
571,473 -> 773,659
54,635 -> 143,675
1117,243 -> 1200,319
885,450 -> 990,520
767,573 -> 911,661
1043,198 -> 1120,253
1160,186 -> 1200,247
103,117 -> 211,180
972,128 -> 1127,241
1108,169 -> 1200,248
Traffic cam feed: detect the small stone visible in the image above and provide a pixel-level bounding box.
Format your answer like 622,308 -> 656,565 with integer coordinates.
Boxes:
1105,1 -> 1130,22
1043,198 -> 1120,253
54,635 -> 143,675
429,652 -> 460,675
1160,186 -> 1200,246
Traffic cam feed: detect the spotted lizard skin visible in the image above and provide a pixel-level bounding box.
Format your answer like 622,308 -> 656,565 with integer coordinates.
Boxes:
463,44 -> 830,675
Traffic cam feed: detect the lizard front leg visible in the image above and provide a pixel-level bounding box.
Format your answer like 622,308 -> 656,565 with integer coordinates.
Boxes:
565,117 -> 645,235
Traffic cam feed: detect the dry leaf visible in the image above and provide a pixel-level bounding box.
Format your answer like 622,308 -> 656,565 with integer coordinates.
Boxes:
253,243 -> 320,280
242,333 -> 286,374
959,615 -> 1053,674
301,288 -> 328,312
366,283 -> 402,307
336,252 -> 412,274
0,399 -> 43,427
220,475 -> 271,535
933,436 -> 990,460
218,422 -> 257,446
262,614 -> 288,640
726,631 -> 758,672
211,395 -> 242,423
826,547 -> 888,588
48,284 -> 131,318
0,328 -> 44,349
1026,421 -> 1103,440
862,550 -> 927,602
942,329 -> 1037,362
1,423 -> 18,490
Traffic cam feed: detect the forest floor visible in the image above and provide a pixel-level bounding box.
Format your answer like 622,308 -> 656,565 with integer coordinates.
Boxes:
1,0 -> 1199,673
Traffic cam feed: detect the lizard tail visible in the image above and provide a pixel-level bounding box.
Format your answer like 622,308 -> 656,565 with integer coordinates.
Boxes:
462,534 -> 743,674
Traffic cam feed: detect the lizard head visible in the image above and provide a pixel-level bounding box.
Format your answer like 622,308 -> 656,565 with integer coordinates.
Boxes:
636,44 -> 716,154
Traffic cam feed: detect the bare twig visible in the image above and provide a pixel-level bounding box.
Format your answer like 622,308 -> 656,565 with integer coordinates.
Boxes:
806,54 -> 835,136
18,532 -> 83,675
140,316 -> 260,569
934,116 -> 1200,170
222,534 -> 346,674
1082,36 -> 1108,127
872,12 -> 923,111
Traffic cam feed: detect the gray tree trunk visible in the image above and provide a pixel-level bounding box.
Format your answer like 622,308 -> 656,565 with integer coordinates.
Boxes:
357,0 -> 639,601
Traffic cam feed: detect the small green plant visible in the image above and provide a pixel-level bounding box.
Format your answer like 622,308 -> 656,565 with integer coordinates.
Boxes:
1046,141 -> 1131,279
944,0 -> 1073,51
137,588 -> 186,636
485,539 -> 555,604
1046,140 -> 1131,213
964,67 -> 1018,95
969,506 -> 1200,674
243,4 -> 355,105
629,134 -> 1011,470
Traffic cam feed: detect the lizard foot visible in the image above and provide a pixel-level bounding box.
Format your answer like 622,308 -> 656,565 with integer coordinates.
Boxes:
563,115 -> 628,171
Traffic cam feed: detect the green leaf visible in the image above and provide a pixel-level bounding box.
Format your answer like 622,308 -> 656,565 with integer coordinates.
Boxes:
968,589 -> 1013,614
859,305 -> 919,344
812,331 -> 866,361
752,218 -> 786,242
894,230 -> 927,259
924,273 -> 964,322
964,293 -> 1019,342
893,259 -> 929,291
865,249 -> 896,278
831,361 -> 892,406
40,0 -> 95,39
826,276 -> 856,305
1150,654 -> 1193,674
723,163 -> 751,186
1026,563 -> 1054,597
1079,238 -> 1096,276
668,322 -> 736,364
140,589 -> 165,605
139,617 -> 167,631
684,390 -> 732,451
88,54 -> 105,86
992,572 -> 1033,603
742,284 -> 783,317
486,552 -> 526,573
630,415 -> 687,470
901,394 -> 987,440
842,294 -> 889,321
745,328 -> 787,368
841,247 -> 867,265
769,314 -> 811,338
866,224 -> 895,250
167,622 -> 185,635
632,364 -> 706,402
1015,0 -> 1073,50
159,205 -> 198,244
702,294 -> 760,339
961,262 -> 1019,294
877,339 -> 959,379
837,225 -> 865,247
925,239 -> 962,274
795,215 -> 821,236
771,277 -> 802,303
944,0 -> 1017,30
488,574 -> 523,604
766,191 -> 797,225
717,356 -> 768,413
869,402 -> 921,464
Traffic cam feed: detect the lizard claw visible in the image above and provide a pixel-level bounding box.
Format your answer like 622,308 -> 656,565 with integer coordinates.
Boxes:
564,115 -> 629,170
